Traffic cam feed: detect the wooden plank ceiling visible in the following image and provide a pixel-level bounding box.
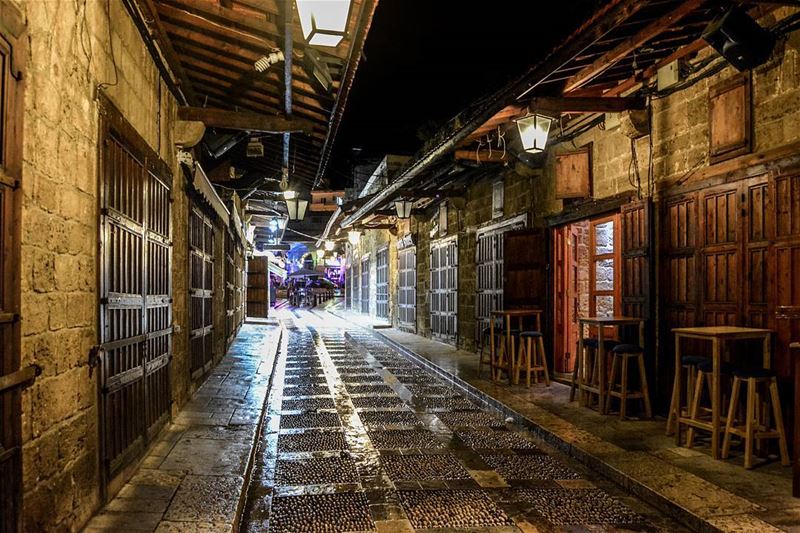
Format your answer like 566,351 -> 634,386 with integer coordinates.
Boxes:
151,0 -> 374,189
460,0 -> 765,149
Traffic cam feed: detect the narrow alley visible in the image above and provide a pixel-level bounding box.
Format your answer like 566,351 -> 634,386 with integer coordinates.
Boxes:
5,0 -> 800,532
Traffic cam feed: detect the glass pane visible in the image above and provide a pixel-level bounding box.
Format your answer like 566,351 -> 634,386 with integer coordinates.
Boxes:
595,259 -> 614,291
594,220 -> 614,254
595,295 -> 614,317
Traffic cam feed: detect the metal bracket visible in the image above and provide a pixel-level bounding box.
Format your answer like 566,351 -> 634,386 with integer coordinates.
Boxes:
0,364 -> 41,394
88,345 -> 105,379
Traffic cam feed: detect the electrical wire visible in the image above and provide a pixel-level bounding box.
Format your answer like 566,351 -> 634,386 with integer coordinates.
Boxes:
96,0 -> 119,92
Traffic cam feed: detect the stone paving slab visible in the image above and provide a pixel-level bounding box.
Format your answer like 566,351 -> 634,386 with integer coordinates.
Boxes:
82,324 -> 281,533
326,305 -> 794,533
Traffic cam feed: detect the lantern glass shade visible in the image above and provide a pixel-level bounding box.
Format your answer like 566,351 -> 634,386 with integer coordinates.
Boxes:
347,229 -> 361,245
286,198 -> 309,221
283,190 -> 297,200
316,249 -> 325,259
394,199 -> 413,219
516,113 -> 553,153
296,0 -> 352,47
324,240 -> 335,251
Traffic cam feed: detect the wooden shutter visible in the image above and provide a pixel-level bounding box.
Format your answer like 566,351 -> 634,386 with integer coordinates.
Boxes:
620,199 -> 653,320
98,95 -> 173,494
503,229 -> 547,310
555,145 -> 593,199
0,3 -> 24,531
246,257 -> 268,318
709,73 -> 751,164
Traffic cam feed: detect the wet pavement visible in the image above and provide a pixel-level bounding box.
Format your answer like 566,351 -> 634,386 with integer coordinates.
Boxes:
241,310 -> 688,533
83,324 -> 280,533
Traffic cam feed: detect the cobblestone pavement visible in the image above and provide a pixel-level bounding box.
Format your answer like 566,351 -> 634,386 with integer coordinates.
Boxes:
242,311 -> 689,533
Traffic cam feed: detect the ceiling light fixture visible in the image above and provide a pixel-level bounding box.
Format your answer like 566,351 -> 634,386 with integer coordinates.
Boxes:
254,50 -> 285,72
347,229 -> 361,245
285,195 -> 309,221
324,240 -> 335,251
295,0 -> 352,47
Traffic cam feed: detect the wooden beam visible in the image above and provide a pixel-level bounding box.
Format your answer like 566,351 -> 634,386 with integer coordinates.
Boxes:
563,0 -> 707,93
130,0 -> 197,105
454,150 -> 509,164
529,96 -> 646,113
178,106 -> 315,134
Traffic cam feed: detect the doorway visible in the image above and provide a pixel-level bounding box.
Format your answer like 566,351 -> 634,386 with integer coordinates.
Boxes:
552,213 -> 621,376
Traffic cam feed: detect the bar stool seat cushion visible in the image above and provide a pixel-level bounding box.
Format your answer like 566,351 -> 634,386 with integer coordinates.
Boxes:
612,343 -> 644,354
732,367 -> 776,379
681,355 -> 710,366
520,331 -> 543,338
696,360 -> 737,374
583,339 -> 620,350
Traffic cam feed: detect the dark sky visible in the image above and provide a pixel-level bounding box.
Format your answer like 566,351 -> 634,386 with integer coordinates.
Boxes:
326,0 -> 601,187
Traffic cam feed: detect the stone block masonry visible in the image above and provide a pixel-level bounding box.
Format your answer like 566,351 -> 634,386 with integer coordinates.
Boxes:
12,0 -> 191,531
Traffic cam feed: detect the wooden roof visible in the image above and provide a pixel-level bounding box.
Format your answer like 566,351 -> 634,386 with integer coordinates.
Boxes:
142,0 -> 377,189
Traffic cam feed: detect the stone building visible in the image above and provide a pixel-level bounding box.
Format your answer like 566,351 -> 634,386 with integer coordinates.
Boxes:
339,5 -> 800,414
0,0 -> 374,531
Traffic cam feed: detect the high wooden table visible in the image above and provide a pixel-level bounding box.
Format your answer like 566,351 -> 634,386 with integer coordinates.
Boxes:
577,316 -> 644,414
490,309 -> 542,384
671,326 -> 772,460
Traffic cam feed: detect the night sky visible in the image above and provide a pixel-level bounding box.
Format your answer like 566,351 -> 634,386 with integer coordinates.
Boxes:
325,0 -> 601,188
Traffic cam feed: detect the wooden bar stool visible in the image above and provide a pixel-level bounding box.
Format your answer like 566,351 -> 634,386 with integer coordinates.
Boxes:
605,344 -> 652,419
478,323 -> 502,378
495,328 -> 520,381
667,355 -> 710,435
684,360 -> 735,448
516,331 -> 550,387
722,367 -> 790,469
574,338 -> 619,407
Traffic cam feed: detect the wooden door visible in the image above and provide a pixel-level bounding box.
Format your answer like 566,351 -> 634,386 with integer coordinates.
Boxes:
247,257 -> 268,318
700,185 -> 741,326
0,6 -> 24,529
475,219 -> 527,342
189,206 -> 214,380
98,96 -> 173,495
553,225 -> 580,374
503,229 -> 547,311
588,215 -> 621,320
772,172 -> 800,378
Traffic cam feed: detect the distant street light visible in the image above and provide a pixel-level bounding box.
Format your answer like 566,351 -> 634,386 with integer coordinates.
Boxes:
394,199 -> 413,219
285,195 -> 309,221
348,229 -> 361,245
515,112 -> 553,153
324,240 -> 335,251
296,0 -> 352,47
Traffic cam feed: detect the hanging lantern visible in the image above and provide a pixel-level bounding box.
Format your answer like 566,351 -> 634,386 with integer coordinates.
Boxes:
347,229 -> 361,245
515,112 -> 553,153
324,240 -> 335,251
285,196 -> 309,221
316,249 -> 325,259
394,199 -> 413,219
296,0 -> 352,47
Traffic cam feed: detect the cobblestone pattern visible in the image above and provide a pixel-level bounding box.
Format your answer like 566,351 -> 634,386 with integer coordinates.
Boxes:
240,314 -> 668,532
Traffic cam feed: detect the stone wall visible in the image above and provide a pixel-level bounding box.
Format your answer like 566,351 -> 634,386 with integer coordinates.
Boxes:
14,0 -> 187,530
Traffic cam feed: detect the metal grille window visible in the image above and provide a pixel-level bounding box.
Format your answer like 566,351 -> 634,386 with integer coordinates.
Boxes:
430,238 -> 458,344
398,247 -> 417,331
345,266 -> 352,309
376,247 -> 389,319
475,217 -> 526,340
97,96 -> 173,491
360,256 -> 370,314
189,206 -> 214,380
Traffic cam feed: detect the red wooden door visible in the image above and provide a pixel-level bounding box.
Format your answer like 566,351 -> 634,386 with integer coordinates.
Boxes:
700,185 -> 741,326
772,172 -> 800,378
553,225 -> 580,374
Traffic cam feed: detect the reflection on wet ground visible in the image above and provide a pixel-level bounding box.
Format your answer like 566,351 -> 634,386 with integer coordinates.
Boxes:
241,310 -> 688,533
